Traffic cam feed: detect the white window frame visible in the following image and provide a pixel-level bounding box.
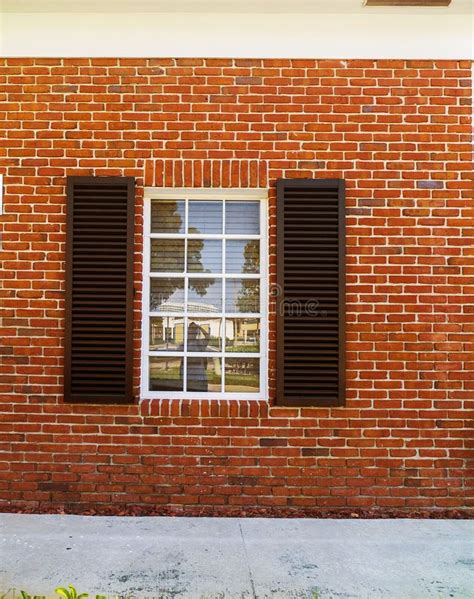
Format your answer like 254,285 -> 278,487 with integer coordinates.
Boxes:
141,187 -> 268,401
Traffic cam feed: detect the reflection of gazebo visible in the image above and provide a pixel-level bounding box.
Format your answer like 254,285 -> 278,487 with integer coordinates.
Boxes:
151,316 -> 184,349
151,302 -> 222,352
235,319 -> 258,343
150,299 -> 259,352
160,301 -> 220,314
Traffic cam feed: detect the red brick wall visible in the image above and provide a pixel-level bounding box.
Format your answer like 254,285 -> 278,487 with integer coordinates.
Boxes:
1,58 -> 472,514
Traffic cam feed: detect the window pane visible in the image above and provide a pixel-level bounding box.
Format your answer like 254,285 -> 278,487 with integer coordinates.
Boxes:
226,240 -> 259,274
188,201 -> 222,234
150,278 -> 184,312
187,318 -> 221,352
151,200 -> 185,234
150,317 -> 184,351
225,201 -> 260,235
225,358 -> 259,393
151,239 -> 185,272
149,356 -> 183,391
225,279 -> 260,313
187,357 -> 221,393
225,318 -> 260,353
187,239 -> 222,273
188,278 -> 222,313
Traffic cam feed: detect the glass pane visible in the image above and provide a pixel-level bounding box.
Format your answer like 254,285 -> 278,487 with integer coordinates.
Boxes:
187,318 -> 222,352
187,239 -> 222,273
150,317 -> 184,351
151,239 -> 185,272
188,278 -> 222,313
188,201 -> 222,234
151,200 -> 185,234
226,240 -> 259,274
187,357 -> 221,393
149,356 -> 183,391
225,201 -> 260,235
225,318 -> 260,353
225,358 -> 259,393
150,278 -> 185,313
225,279 -> 260,313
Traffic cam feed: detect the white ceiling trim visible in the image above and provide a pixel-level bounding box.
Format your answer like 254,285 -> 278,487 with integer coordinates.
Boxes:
2,0 -> 473,12
1,11 -> 472,59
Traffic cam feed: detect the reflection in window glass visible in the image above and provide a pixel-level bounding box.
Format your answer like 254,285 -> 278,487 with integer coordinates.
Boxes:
187,239 -> 222,273
225,279 -> 260,313
149,356 -> 183,391
225,318 -> 260,353
151,239 -> 185,272
146,197 -> 264,396
225,201 -> 260,235
225,358 -> 259,393
188,201 -> 222,234
226,240 -> 259,274
150,278 -> 185,312
151,200 -> 185,233
187,357 -> 221,392
187,319 -> 221,352
149,317 -> 184,351
188,278 -> 222,313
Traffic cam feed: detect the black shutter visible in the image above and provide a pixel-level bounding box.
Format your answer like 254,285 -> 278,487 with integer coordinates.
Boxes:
276,178 -> 345,406
65,176 -> 135,404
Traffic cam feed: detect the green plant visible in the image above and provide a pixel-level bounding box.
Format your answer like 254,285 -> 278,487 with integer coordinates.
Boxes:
55,587 -> 88,599
0,588 -> 117,599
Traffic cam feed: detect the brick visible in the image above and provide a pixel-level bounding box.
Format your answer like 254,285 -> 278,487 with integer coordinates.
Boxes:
259,438 -> 289,447
0,57 -> 470,516
417,180 -> 444,189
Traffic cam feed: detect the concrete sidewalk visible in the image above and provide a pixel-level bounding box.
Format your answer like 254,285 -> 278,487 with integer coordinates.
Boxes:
0,514 -> 472,599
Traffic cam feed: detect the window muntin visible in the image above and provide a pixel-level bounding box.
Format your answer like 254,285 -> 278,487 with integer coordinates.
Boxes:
142,190 -> 267,399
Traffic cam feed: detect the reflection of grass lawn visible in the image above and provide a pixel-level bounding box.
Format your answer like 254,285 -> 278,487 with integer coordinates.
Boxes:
150,344 -> 180,351
150,362 -> 258,389
150,364 -> 221,385
225,373 -> 258,386
225,344 -> 259,353
150,344 -> 222,352
150,365 -> 181,379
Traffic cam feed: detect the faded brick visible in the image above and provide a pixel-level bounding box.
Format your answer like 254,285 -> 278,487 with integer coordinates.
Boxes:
260,438 -> 288,447
417,180 -> 444,189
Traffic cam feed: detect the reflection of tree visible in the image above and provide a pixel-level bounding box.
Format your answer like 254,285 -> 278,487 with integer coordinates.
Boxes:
242,240 -> 259,273
151,202 -> 214,307
156,201 -> 184,233
154,239 -> 184,272
237,240 -> 259,312
187,236 -> 216,296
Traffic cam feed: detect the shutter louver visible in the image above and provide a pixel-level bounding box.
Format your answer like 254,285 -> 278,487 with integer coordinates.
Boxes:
65,176 -> 134,404
276,178 -> 345,406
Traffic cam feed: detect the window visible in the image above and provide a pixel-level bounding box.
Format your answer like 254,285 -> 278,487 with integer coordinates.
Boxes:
142,189 -> 267,399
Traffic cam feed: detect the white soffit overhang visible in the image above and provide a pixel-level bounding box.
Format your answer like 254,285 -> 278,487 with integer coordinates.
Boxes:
2,0 -> 473,13
0,0 -> 473,58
